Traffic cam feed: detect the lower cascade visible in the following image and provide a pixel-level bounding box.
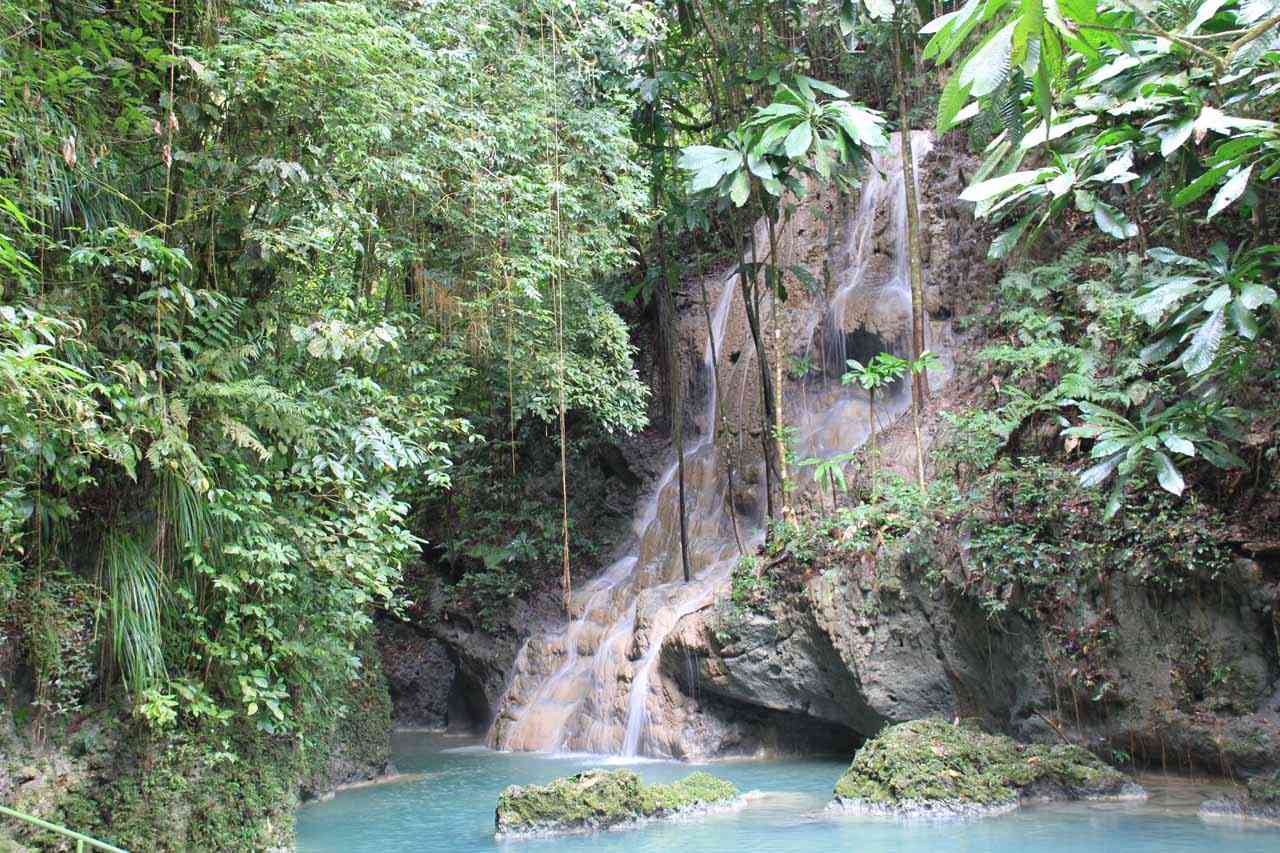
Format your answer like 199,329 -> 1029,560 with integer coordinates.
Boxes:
489,132 -> 948,758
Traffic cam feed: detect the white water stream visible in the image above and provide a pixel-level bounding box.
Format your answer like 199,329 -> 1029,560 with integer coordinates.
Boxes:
489,132 -> 940,758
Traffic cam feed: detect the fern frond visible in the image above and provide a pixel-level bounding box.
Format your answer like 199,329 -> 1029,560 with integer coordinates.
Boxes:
102,529 -> 166,697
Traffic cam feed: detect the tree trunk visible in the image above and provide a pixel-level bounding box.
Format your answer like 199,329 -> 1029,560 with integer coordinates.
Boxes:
657,220 -> 692,583
741,219 -> 778,520
868,390 -> 879,501
910,394 -> 926,490
895,23 -> 930,409
648,51 -> 691,583
762,208 -> 789,517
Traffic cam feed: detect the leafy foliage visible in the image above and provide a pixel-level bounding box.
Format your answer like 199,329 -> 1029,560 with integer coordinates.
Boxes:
0,0 -> 652,748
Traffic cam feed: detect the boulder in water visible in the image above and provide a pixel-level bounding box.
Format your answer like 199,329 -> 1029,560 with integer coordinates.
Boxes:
494,769 -> 739,837
831,719 -> 1144,818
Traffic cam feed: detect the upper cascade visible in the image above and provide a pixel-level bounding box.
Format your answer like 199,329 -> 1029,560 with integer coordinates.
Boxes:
488,131 -> 947,759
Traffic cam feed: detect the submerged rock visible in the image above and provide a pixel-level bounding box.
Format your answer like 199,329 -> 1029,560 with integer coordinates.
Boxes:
1201,770 -> 1280,823
831,719 -> 1144,818
494,769 -> 739,837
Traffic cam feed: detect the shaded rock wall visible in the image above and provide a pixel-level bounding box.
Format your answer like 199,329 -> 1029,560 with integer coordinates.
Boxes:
659,541 -> 1279,776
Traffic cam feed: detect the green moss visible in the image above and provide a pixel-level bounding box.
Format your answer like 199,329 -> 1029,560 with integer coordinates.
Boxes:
833,719 -> 1133,810
12,640 -> 394,852
51,721 -> 300,852
639,771 -> 739,813
300,633 -> 394,796
0,829 -> 31,853
1247,770 -> 1280,805
495,769 -> 739,835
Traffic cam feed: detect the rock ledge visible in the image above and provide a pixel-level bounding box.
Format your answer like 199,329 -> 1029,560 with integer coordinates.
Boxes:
1200,770 -> 1280,824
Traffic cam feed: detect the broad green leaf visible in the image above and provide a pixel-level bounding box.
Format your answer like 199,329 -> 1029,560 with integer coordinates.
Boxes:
1093,200 -> 1137,239
1019,114 -> 1096,150
1140,333 -> 1179,363
1153,451 -> 1185,496
1013,0 -> 1045,73
922,7 -> 967,35
1229,298 -> 1260,339
1239,283 -> 1278,309
1171,162 -> 1232,208
800,76 -> 850,98
1180,306 -> 1226,375
937,72 -> 975,133
1146,247 -> 1204,267
1133,276 -> 1201,324
746,154 -> 775,181
1104,480 -> 1125,519
1186,0 -> 1230,34
960,168 -> 1053,201
729,170 -> 751,206
680,145 -> 742,193
988,213 -> 1033,258
1206,164 -> 1253,220
1079,451 -> 1123,487
1203,283 -> 1232,312
829,102 -> 888,148
1035,56 -> 1052,126
863,0 -> 895,20
753,102 -> 806,121
1159,118 -> 1194,158
1194,107 -> 1274,138
785,121 -> 813,159
755,120 -> 796,154
959,22 -> 1017,98
1081,54 -> 1141,86
1161,433 -> 1196,456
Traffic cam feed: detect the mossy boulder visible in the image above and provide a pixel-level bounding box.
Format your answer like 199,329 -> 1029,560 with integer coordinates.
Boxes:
832,719 -> 1142,818
494,769 -> 739,836
1201,770 -> 1280,823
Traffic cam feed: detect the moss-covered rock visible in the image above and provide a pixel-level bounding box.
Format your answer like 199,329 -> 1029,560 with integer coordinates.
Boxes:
1200,770 -> 1280,823
3,636 -> 394,851
832,719 -> 1142,818
494,769 -> 739,837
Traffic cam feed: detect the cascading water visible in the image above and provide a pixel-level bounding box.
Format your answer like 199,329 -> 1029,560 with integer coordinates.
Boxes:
489,131 -> 945,758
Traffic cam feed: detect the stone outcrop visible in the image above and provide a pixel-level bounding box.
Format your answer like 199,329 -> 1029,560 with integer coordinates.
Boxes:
378,620 -> 456,729
661,564 -> 1046,743
658,529 -> 1279,773
1201,770 -> 1280,823
831,719 -> 1142,818
494,770 -> 739,837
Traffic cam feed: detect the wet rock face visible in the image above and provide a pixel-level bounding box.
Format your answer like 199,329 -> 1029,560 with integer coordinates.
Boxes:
831,719 -> 1142,817
378,622 -> 455,729
661,568 -> 1047,742
1201,770 -> 1280,823
494,769 -> 739,837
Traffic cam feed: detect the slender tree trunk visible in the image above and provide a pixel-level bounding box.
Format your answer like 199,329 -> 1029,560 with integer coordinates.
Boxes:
868,390 -> 879,501
742,218 -> 778,519
895,23 -> 930,409
762,207 -> 789,517
649,44 -> 691,583
911,394 -> 926,490
657,218 -> 692,583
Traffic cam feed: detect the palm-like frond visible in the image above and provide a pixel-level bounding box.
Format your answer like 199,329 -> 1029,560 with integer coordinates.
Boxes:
102,528 -> 165,697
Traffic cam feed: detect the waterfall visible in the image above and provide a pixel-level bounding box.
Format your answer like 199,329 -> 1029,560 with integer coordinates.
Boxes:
488,131 -> 945,758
